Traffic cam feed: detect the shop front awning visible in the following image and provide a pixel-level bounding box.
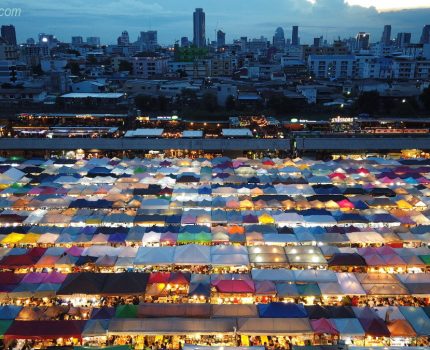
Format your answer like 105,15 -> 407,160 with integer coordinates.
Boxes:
237,317 -> 312,336
108,317 -> 236,335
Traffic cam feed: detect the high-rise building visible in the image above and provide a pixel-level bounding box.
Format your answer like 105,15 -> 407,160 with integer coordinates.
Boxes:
138,31 -> 158,51
181,36 -> 190,47
71,36 -> 83,46
217,30 -> 226,48
381,25 -> 391,45
313,37 -> 323,48
420,25 -> 430,44
86,37 -> 101,46
193,8 -> 206,48
396,32 -> 411,48
117,31 -> 130,46
273,27 -> 285,50
356,32 -> 370,50
1,25 -> 17,45
292,26 -> 299,46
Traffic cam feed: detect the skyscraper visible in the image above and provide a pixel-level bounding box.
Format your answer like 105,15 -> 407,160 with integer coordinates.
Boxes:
1,25 -> 17,45
71,36 -> 83,46
356,32 -> 370,50
193,8 -> 206,48
292,26 -> 299,46
273,27 -> 285,50
420,25 -> 430,44
396,32 -> 411,48
381,25 -> 391,45
86,37 -> 101,46
138,31 -> 158,51
217,30 -> 226,47
117,30 -> 130,46
181,36 -> 190,47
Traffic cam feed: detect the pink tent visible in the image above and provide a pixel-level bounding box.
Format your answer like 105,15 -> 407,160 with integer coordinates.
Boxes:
212,279 -> 255,293
43,272 -> 67,284
364,254 -> 387,266
311,318 -> 339,335
22,273 -> 47,284
337,199 -> 355,209
66,246 -> 84,257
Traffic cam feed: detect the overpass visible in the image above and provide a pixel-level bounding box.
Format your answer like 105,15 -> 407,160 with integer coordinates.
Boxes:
2,136 -> 430,153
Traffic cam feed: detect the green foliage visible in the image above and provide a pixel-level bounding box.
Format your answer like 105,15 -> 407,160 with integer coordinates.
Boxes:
420,87 -> 430,111
118,60 -> 133,73
355,91 -> 380,114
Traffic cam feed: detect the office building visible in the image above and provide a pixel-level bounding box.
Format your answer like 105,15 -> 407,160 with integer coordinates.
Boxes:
217,30 -> 226,48
138,31 -> 158,51
272,27 -> 285,50
181,37 -> 190,47
356,32 -> 370,50
396,32 -> 411,48
1,25 -> 17,45
71,36 -> 83,46
381,25 -> 391,45
292,26 -> 299,46
420,25 -> 430,44
86,37 -> 101,46
193,8 -> 206,48
117,31 -> 130,46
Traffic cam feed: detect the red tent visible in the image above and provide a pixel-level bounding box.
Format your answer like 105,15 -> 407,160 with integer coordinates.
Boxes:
148,272 -> 170,284
5,320 -> 86,341
212,280 -> 255,293
310,318 -> 339,335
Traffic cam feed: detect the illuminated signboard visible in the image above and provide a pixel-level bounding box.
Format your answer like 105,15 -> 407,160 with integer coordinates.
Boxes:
330,116 -> 354,123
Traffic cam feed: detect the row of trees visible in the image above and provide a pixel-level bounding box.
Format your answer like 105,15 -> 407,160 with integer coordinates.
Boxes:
133,90 -> 310,117
355,88 -> 430,116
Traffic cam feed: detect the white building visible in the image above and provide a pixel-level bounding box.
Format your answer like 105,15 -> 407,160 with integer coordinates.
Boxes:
132,57 -> 168,78
308,55 -> 355,79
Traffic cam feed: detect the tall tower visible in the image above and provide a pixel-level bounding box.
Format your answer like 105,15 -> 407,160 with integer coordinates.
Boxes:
1,25 -> 17,45
193,8 -> 206,48
381,25 -> 391,45
217,30 -> 226,47
292,26 -> 299,46
420,25 -> 430,44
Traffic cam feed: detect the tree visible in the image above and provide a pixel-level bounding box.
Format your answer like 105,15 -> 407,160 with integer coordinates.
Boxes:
32,64 -> 44,76
66,61 -> 81,76
118,60 -> 133,73
201,92 -> 218,112
420,87 -> 430,111
134,94 -> 155,112
225,95 -> 236,110
267,95 -> 298,114
355,91 -> 380,114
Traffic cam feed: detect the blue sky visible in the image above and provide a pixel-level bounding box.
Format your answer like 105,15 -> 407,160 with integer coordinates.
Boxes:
2,0 -> 430,44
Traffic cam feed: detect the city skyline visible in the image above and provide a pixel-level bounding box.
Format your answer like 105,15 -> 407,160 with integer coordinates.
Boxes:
2,0 -> 430,45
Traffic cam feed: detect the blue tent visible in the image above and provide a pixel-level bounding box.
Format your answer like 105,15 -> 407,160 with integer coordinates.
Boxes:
0,305 -> 22,320
258,302 -> 308,318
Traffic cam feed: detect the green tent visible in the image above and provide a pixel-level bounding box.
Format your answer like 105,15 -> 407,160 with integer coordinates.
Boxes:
195,232 -> 212,243
0,320 -> 13,339
115,304 -> 137,318
297,283 -> 321,296
133,167 -> 147,174
177,232 -> 196,243
419,255 -> 430,265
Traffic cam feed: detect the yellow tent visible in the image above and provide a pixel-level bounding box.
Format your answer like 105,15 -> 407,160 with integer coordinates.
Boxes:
2,232 -> 25,244
396,200 -> 413,210
18,233 -> 41,245
259,213 -> 275,224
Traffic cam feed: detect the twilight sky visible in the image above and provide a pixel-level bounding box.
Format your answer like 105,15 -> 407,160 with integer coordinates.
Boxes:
2,0 -> 430,45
